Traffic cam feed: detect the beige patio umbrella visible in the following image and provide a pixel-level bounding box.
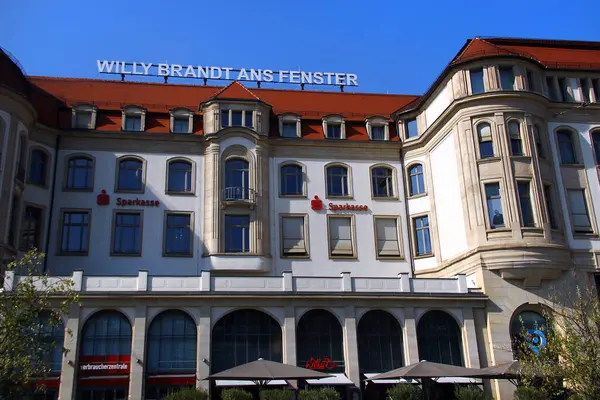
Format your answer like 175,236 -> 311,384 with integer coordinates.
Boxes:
364,360 -> 485,381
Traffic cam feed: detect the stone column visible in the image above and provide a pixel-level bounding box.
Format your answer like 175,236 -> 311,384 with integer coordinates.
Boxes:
403,307 -> 420,364
58,304 -> 81,400
255,142 -> 270,256
129,305 -> 147,400
462,308 -> 480,368
204,142 -> 221,254
283,306 -> 297,366
196,306 -> 212,391
343,306 -> 360,387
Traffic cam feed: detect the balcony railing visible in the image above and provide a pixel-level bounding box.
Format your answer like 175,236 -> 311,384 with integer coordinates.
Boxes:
223,187 -> 256,203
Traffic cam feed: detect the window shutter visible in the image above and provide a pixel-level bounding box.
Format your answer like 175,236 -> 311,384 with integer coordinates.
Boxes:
376,218 -> 400,256
282,217 -> 305,254
329,217 -> 353,255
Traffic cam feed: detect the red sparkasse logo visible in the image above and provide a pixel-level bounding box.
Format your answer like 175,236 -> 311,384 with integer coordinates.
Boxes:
310,194 -> 368,212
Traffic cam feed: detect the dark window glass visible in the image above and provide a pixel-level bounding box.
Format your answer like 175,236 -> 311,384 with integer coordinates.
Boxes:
8,197 -> 20,247
20,206 -> 42,250
557,77 -> 568,101
231,111 -> 243,126
224,159 -> 250,200
470,68 -> 485,94
406,119 -> 418,138
499,66 -> 515,90
147,310 -> 197,374
417,311 -> 463,366
29,149 -> 47,185
358,310 -> 403,373
557,130 -> 577,164
592,131 -> 600,165
592,78 -> 600,101
125,116 -> 142,131
533,125 -> 544,159
297,310 -> 344,373
510,311 -> 548,358
517,182 -> 535,227
244,111 -> 253,127
526,69 -> 537,92
79,388 -> 127,400
221,110 -> 229,128
117,158 -> 143,191
60,212 -> 89,253
173,118 -> 189,134
485,183 -> 504,229
211,309 -> 282,373
567,189 -> 592,233
326,166 -> 348,197
38,312 -> 65,375
580,79 -> 590,103
372,167 -> 394,197
408,164 -> 425,196
413,216 -> 431,256
280,164 -> 303,196
544,185 -> 557,229
75,111 -> 92,129
80,311 -> 132,359
165,214 -> 191,255
546,77 -> 558,101
327,124 -> 341,139
168,161 -> 193,193
113,212 -> 142,255
66,157 -> 93,190
225,215 -> 250,253
477,123 -> 494,158
508,121 -> 523,156
282,123 -> 297,138
371,126 -> 385,140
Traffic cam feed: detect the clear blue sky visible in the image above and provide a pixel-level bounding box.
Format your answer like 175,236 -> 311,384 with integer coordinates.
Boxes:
2,0 -> 598,95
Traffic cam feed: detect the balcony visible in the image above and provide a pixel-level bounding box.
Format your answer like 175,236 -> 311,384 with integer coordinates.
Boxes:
222,187 -> 256,208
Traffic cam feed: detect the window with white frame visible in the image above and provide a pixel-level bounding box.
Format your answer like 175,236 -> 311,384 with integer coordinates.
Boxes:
507,121 -> 524,156
567,189 -> 593,234
328,216 -> 354,257
170,108 -> 193,134
366,117 -> 389,141
221,109 -> 253,129
322,115 -> 346,139
412,215 -> 432,256
498,66 -> 515,90
477,123 -> 495,159
279,114 -> 301,138
374,217 -> 401,258
281,215 -> 308,256
71,104 -> 97,129
122,106 -> 146,132
408,164 -> 425,196
326,164 -> 350,197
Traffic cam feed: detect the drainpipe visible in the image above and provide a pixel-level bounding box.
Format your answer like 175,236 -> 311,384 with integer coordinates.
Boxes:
43,133 -> 60,273
399,146 -> 416,275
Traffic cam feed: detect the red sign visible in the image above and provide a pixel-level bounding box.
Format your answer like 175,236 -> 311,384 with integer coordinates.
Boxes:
311,195 -> 324,210
305,357 -> 337,370
310,195 -> 368,212
79,355 -> 131,376
97,190 -> 110,206
116,197 -> 160,207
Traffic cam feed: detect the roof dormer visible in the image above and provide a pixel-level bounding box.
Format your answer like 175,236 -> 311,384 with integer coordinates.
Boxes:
278,113 -> 301,138
71,103 -> 98,130
170,107 -> 194,134
365,116 -> 390,141
322,114 -> 346,140
121,105 -> 146,132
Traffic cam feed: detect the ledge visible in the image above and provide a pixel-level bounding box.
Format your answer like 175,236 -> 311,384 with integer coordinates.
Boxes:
206,254 -> 271,272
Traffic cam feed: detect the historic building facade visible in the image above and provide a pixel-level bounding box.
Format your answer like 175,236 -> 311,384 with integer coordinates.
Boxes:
1,37 -> 600,400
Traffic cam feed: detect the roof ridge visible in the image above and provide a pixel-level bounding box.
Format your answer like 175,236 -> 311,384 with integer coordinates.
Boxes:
211,80 -> 262,101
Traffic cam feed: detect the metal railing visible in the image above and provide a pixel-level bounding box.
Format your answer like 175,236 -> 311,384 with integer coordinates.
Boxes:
223,187 -> 256,202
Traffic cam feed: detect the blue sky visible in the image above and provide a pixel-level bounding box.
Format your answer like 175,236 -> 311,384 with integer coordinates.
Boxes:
2,0 -> 598,95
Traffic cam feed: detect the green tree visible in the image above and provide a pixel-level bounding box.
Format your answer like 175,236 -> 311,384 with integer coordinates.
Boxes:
517,278 -> 600,400
0,250 -> 79,397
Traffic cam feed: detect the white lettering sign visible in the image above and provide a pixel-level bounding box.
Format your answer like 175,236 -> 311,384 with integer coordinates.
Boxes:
80,363 -> 128,371
97,60 -> 359,86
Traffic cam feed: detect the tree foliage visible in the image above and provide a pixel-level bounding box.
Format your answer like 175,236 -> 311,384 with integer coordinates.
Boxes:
517,279 -> 600,400
0,250 -> 78,396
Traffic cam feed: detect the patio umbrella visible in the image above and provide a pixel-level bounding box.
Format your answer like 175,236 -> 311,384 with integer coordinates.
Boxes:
364,360 -> 485,381
477,360 -> 523,379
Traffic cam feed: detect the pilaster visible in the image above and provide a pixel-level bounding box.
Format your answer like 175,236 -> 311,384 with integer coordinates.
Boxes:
128,305 -> 147,400
283,306 -> 297,366
343,306 -> 360,387
461,308 -> 480,368
403,307 -> 420,365
58,305 -> 80,400
203,142 -> 220,254
196,306 -> 211,391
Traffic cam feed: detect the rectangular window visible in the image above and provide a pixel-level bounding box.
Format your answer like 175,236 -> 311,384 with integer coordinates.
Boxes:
546,76 -> 558,101
557,131 -> 577,164
173,118 -> 189,134
371,126 -> 385,140
282,122 -> 297,138
60,211 -> 90,254
592,131 -> 600,165
8,197 -> 20,246
125,116 -> 142,131
244,111 -> 253,128
164,213 -> 192,256
557,77 -> 568,101
327,124 -> 341,139
406,119 -> 418,138
592,78 -> 599,102
281,215 -> 307,256
470,68 -> 485,94
517,182 -> 535,227
544,185 -> 558,229
499,66 -> 515,90
328,216 -> 354,257
375,217 -> 401,258
231,111 -> 243,126
75,112 -> 92,129
580,79 -> 591,103
526,69 -> 537,92
532,125 -> 544,159
20,206 -> 43,251
485,183 -> 505,229
412,216 -> 432,256
567,189 -> 593,234
112,212 -> 142,255
225,215 -> 250,253
221,110 -> 229,128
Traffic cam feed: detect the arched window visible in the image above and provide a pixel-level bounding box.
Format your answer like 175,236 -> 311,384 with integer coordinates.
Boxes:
557,129 -> 577,164
371,166 -> 394,198
417,310 -> 463,366
147,310 -> 197,374
117,157 -> 144,192
510,311 -> 548,358
326,165 -> 349,197
224,159 -> 250,200
508,121 -> 524,156
211,309 -> 282,373
408,164 -> 425,196
280,163 -> 304,196
358,310 -> 403,373
38,312 -> 65,375
167,159 -> 193,194
65,155 -> 94,190
80,310 -> 132,359
477,123 -> 494,158
297,309 -> 344,373
29,149 -> 48,186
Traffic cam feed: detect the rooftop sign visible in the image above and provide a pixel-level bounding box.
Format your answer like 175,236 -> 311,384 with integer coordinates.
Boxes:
97,60 -> 358,88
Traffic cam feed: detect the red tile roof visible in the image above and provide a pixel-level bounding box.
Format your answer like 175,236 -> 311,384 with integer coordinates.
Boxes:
209,81 -> 263,102
452,38 -> 519,64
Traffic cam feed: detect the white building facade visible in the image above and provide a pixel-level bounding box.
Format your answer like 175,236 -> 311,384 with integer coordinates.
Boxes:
1,37 -> 600,400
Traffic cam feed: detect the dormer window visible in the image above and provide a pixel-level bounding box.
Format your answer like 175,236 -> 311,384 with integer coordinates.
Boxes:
322,115 -> 346,140
71,104 -> 97,129
279,113 -> 301,138
221,109 -> 253,129
170,108 -> 193,134
122,106 -> 146,132
366,117 -> 390,141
